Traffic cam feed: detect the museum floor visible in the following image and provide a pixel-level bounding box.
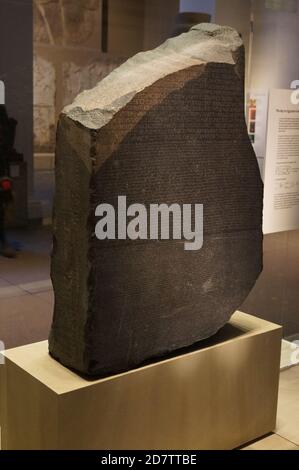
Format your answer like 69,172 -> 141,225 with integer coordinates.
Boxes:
0,227 -> 299,450
0,227 -> 53,349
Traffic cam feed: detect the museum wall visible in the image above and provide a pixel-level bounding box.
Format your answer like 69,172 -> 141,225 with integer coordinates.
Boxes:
0,0 -> 33,195
250,0 -> 299,90
180,0 -> 216,17
215,0 -> 299,339
215,0 -> 251,88
215,0 -> 299,90
144,0 -> 180,49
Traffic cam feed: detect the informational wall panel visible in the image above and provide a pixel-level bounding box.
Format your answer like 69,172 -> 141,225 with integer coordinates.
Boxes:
263,89 -> 299,234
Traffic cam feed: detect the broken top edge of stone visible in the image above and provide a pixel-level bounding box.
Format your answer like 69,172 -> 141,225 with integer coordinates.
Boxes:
63,23 -> 243,130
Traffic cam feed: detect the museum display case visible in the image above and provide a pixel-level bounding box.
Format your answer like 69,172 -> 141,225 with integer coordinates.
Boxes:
0,0 -> 299,456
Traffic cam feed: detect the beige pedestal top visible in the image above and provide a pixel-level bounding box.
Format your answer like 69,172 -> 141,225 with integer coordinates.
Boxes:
0,311 -> 282,450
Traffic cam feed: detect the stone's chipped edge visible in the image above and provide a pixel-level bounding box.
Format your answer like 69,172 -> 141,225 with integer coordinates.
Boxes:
62,23 -> 243,131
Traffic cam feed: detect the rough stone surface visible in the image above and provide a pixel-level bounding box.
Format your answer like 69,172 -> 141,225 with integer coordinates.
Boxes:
49,24 -> 263,377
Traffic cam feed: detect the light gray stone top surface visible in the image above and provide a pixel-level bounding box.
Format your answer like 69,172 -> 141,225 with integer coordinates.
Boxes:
63,23 -> 242,130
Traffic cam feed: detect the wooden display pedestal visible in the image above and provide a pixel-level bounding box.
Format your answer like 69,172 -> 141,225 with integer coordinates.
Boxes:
0,312 -> 282,450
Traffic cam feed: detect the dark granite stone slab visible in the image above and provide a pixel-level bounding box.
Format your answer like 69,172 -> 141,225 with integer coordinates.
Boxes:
49,24 -> 263,376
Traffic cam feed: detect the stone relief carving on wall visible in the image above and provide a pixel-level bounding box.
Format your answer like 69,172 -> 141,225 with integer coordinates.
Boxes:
62,59 -> 123,107
34,0 -> 101,47
33,55 -> 56,153
33,0 -> 124,154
